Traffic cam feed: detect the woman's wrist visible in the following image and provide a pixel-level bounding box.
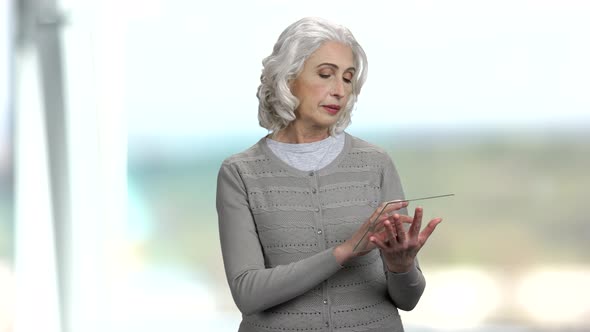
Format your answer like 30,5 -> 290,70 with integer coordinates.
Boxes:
333,244 -> 353,265
386,261 -> 414,274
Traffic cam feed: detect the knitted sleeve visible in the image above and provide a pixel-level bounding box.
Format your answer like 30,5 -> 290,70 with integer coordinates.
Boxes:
216,162 -> 343,315
380,154 -> 427,311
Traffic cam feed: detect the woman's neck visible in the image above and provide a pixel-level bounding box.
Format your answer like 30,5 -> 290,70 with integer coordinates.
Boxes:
272,124 -> 330,144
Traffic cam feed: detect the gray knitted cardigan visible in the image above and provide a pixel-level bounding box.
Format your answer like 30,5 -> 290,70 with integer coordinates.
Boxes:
216,133 -> 426,332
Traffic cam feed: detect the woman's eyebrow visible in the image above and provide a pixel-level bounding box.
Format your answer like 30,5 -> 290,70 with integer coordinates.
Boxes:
317,63 -> 356,72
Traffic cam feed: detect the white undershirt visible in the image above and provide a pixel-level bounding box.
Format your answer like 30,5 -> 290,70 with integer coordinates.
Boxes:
266,133 -> 345,171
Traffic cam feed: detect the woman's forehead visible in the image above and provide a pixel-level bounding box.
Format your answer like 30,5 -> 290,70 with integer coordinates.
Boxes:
306,41 -> 354,69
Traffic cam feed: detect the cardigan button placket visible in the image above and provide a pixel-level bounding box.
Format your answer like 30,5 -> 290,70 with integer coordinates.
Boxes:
310,172 -> 320,213
310,171 -> 331,331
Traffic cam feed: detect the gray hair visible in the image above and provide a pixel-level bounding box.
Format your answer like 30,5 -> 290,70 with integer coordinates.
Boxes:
257,17 -> 368,136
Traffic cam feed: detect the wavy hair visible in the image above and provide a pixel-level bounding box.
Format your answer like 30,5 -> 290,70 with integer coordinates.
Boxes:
257,17 -> 368,136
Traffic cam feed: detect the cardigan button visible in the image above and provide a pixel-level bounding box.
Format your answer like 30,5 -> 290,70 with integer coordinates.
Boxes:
323,299 -> 328,305
309,171 -> 314,176
317,229 -> 323,235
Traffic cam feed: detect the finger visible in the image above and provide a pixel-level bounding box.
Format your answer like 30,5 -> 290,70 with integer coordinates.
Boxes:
366,204 -> 403,233
367,201 -> 410,235
371,222 -> 386,235
371,229 -> 389,242
371,200 -> 409,221
384,219 -> 398,243
391,213 -> 413,224
419,218 -> 443,245
382,200 -> 409,215
371,219 -> 394,236
409,207 -> 423,238
372,214 -> 392,233
394,218 -> 407,243
369,235 -> 390,250
362,203 -> 385,232
366,203 -> 389,229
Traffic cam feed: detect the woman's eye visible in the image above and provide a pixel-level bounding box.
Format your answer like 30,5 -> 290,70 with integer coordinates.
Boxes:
343,72 -> 354,84
319,73 -> 331,79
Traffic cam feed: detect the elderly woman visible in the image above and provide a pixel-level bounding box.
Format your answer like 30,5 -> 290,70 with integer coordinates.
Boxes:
216,17 -> 443,332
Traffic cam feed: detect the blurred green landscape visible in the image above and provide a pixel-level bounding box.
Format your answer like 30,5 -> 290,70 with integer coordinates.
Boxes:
1,128 -> 588,271
125,128 -> 590,280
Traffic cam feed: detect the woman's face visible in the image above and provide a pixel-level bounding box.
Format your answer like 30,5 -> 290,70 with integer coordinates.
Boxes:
290,41 -> 355,132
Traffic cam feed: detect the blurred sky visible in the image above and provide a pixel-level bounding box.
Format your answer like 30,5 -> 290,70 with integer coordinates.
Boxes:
0,0 -> 11,170
80,0 -> 590,150
1,0 -> 8,123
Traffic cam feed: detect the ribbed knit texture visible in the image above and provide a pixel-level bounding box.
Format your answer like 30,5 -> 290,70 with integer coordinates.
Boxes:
217,133 -> 426,332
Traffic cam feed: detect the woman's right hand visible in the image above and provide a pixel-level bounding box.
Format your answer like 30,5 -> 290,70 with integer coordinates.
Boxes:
333,200 -> 409,265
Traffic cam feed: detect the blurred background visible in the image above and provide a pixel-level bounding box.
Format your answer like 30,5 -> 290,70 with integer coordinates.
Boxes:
1,0 -> 589,331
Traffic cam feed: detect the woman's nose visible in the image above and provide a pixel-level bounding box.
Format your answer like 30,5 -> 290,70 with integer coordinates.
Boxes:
331,80 -> 345,98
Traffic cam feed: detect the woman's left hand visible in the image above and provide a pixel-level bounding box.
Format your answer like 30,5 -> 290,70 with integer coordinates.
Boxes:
369,207 -> 443,273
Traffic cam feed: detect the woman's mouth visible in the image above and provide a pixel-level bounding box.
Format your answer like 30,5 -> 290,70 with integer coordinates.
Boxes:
322,105 -> 341,115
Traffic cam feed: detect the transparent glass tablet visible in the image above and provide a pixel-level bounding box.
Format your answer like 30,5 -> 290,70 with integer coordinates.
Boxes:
352,194 -> 454,253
